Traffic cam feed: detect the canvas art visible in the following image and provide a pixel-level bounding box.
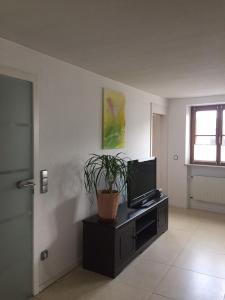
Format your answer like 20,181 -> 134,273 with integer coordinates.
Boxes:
102,88 -> 125,149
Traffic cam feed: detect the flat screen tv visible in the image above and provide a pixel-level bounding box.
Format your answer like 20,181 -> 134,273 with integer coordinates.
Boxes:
127,158 -> 156,208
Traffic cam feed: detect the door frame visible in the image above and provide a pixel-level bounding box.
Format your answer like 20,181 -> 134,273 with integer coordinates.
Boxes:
0,65 -> 40,295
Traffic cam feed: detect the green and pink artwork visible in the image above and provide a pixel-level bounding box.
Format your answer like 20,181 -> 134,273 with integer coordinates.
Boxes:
102,88 -> 125,149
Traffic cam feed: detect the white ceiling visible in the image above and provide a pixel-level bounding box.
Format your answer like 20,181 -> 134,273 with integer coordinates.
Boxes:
0,0 -> 225,98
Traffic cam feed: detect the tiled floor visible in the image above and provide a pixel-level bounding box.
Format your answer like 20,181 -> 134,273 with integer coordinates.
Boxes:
34,207 -> 225,300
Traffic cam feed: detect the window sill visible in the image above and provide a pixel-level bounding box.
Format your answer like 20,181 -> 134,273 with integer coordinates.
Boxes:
185,163 -> 225,169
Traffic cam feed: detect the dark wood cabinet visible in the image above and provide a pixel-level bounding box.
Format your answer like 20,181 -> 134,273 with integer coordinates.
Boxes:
83,194 -> 168,278
115,222 -> 136,273
157,201 -> 168,235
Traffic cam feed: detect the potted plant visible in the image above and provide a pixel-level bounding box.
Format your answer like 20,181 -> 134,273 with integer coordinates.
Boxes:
84,153 -> 128,222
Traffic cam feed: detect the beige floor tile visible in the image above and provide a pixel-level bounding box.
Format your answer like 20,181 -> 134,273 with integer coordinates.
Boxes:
139,241 -> 181,266
159,228 -> 193,248
169,206 -> 199,217
168,217 -> 199,232
174,248 -> 225,279
78,280 -> 152,300
37,267 -> 110,300
169,209 -> 200,232
154,266 -> 225,300
163,227 -> 191,242
139,229 -> 191,265
197,223 -> 225,237
117,258 -> 170,292
187,230 -> 225,254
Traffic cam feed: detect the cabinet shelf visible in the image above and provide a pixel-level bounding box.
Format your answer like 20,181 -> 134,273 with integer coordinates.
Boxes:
136,220 -> 157,249
136,219 -> 156,235
136,208 -> 157,233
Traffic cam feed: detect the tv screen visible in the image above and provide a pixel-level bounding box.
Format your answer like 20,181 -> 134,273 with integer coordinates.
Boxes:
127,158 -> 156,208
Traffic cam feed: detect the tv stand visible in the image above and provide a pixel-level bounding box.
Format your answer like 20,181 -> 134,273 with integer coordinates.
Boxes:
83,194 -> 168,278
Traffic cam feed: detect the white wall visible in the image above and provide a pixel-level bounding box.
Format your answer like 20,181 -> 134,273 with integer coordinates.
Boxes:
152,114 -> 168,194
168,95 -> 225,208
0,37 -> 167,293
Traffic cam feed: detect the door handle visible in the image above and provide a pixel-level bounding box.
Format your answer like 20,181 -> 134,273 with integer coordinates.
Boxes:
17,179 -> 35,190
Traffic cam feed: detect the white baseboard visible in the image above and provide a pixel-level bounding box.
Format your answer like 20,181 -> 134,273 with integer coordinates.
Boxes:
190,199 -> 225,214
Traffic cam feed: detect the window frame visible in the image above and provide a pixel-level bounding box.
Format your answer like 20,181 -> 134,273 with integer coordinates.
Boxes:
190,104 -> 225,166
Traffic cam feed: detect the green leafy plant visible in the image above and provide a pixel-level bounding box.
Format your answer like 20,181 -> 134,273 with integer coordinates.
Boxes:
84,153 -> 128,195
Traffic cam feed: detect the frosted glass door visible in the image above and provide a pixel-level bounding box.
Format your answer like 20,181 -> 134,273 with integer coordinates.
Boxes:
0,75 -> 33,299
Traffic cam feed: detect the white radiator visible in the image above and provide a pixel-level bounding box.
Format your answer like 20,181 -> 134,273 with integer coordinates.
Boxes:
190,175 -> 225,205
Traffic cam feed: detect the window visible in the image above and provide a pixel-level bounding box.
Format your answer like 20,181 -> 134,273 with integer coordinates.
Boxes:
191,105 -> 225,165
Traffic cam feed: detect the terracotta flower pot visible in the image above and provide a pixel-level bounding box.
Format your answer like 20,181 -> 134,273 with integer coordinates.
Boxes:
97,190 -> 119,222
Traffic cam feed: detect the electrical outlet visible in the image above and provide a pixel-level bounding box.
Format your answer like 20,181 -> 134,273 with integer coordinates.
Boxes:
40,250 -> 48,261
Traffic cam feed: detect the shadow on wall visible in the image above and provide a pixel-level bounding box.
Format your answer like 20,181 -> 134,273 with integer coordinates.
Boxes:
53,159 -> 84,220
40,159 -> 94,284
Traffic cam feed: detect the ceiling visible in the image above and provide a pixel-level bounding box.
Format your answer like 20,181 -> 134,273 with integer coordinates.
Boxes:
0,0 -> 225,98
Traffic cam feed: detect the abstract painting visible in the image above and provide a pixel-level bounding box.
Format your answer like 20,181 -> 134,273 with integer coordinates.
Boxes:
102,88 -> 125,149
